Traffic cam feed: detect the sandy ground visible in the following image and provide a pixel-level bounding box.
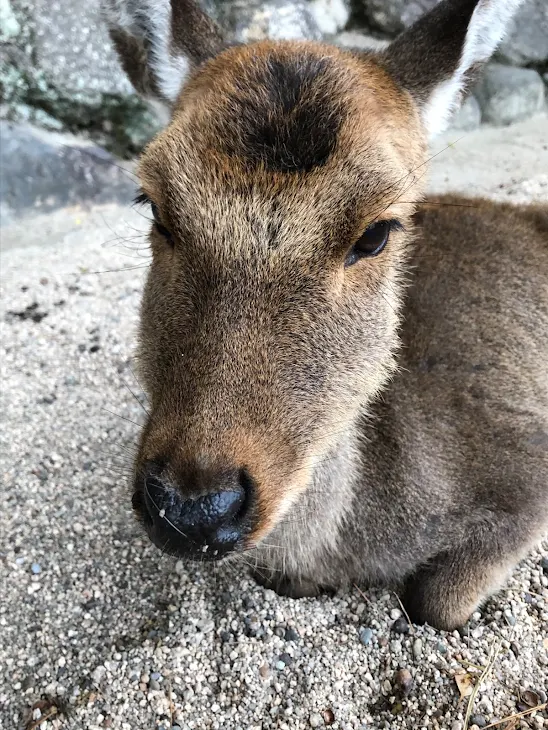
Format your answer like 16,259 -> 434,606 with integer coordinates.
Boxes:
1,113 -> 548,730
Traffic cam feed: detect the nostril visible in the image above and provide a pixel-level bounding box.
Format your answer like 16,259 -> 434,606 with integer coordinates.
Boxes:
134,460 -> 257,558
235,467 -> 254,520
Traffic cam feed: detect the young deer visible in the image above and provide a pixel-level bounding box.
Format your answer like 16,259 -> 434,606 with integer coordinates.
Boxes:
103,0 -> 548,630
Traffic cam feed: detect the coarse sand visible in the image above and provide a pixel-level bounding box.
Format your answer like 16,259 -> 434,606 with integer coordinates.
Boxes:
1,114 -> 547,730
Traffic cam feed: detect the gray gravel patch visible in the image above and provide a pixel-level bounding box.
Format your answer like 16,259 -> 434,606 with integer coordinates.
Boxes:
1,120 -> 548,730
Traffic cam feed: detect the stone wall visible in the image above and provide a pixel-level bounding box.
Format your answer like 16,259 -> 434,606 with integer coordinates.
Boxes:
1,0 -> 546,157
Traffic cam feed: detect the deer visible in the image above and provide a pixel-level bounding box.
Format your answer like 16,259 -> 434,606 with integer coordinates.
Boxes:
102,0 -> 548,630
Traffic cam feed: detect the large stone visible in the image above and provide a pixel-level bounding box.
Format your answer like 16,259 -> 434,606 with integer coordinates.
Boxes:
0,121 -> 137,225
448,95 -> 482,132
333,31 -> 390,52
308,0 -> 350,36
497,0 -> 548,66
1,0 -> 161,156
475,64 -> 546,127
218,0 -> 321,42
359,0 -> 439,34
0,0 -> 20,39
8,0 -> 132,100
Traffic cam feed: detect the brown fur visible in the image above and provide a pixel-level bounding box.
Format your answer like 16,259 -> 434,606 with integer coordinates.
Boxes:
103,0 -> 548,630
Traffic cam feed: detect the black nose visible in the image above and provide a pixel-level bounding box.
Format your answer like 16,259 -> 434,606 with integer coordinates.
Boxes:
134,461 -> 255,559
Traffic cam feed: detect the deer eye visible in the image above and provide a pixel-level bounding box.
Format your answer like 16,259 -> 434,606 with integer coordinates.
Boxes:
150,203 -> 174,244
345,220 -> 398,267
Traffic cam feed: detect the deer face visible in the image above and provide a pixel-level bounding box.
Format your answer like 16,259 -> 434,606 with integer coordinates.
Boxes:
103,0 -> 524,559
131,42 -> 425,558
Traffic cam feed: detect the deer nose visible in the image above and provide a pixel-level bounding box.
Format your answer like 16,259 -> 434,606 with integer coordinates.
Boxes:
135,461 -> 255,559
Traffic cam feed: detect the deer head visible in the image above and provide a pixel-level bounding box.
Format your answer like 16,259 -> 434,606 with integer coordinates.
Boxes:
103,0 -> 523,560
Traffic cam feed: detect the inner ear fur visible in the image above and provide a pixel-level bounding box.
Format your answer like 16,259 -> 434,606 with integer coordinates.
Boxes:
381,0 -> 524,138
102,0 -> 227,107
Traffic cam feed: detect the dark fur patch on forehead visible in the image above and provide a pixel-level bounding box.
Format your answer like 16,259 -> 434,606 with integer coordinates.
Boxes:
217,53 -> 345,173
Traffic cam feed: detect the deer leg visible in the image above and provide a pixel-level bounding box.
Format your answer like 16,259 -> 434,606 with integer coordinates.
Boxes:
402,535 -> 523,630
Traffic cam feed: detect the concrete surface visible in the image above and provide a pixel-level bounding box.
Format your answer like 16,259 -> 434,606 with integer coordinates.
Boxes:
1,114 -> 547,730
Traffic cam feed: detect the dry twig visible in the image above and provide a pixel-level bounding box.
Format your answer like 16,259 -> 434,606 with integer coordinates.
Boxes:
482,702 -> 548,729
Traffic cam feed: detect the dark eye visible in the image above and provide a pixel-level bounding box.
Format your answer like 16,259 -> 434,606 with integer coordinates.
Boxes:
151,203 -> 173,245
345,220 -> 396,267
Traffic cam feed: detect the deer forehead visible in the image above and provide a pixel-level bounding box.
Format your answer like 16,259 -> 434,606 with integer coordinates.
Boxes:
138,41 -> 426,237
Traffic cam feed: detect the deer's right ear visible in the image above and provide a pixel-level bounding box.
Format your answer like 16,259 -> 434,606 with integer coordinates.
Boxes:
102,0 -> 226,110
382,0 -> 524,139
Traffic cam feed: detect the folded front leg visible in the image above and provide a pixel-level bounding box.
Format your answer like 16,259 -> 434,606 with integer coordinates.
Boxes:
402,530 -> 525,631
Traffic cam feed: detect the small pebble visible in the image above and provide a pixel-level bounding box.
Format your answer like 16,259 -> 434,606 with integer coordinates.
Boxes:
275,660 -> 286,671
469,715 -> 487,728
309,713 -> 324,728
412,638 -> 423,659
394,668 -> 414,696
391,617 -> 410,635
540,557 -> 548,574
359,627 -> 373,645
285,627 -> 300,642
31,563 -> 41,575
390,608 -> 402,620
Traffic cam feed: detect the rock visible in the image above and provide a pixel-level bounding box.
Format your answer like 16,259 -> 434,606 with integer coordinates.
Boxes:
359,0 -> 439,35
218,0 -> 321,43
2,0 -> 161,156
412,638 -> 423,659
0,121 -> 136,224
333,31 -> 390,52
359,627 -> 373,645
391,617 -> 410,635
394,668 -> 414,696
308,0 -> 350,35
475,65 -> 546,127
0,0 -> 20,39
478,697 -> 494,716
9,0 -> 131,98
469,715 -> 487,729
449,95 -> 482,132
309,713 -> 324,728
285,627 -> 300,642
497,0 -> 548,66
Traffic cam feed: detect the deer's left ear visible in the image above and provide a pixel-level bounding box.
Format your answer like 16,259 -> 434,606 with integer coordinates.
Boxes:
382,0 -> 524,139
102,0 -> 227,112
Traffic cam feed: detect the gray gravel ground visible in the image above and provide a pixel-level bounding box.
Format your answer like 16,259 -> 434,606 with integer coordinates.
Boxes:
1,114 -> 548,730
